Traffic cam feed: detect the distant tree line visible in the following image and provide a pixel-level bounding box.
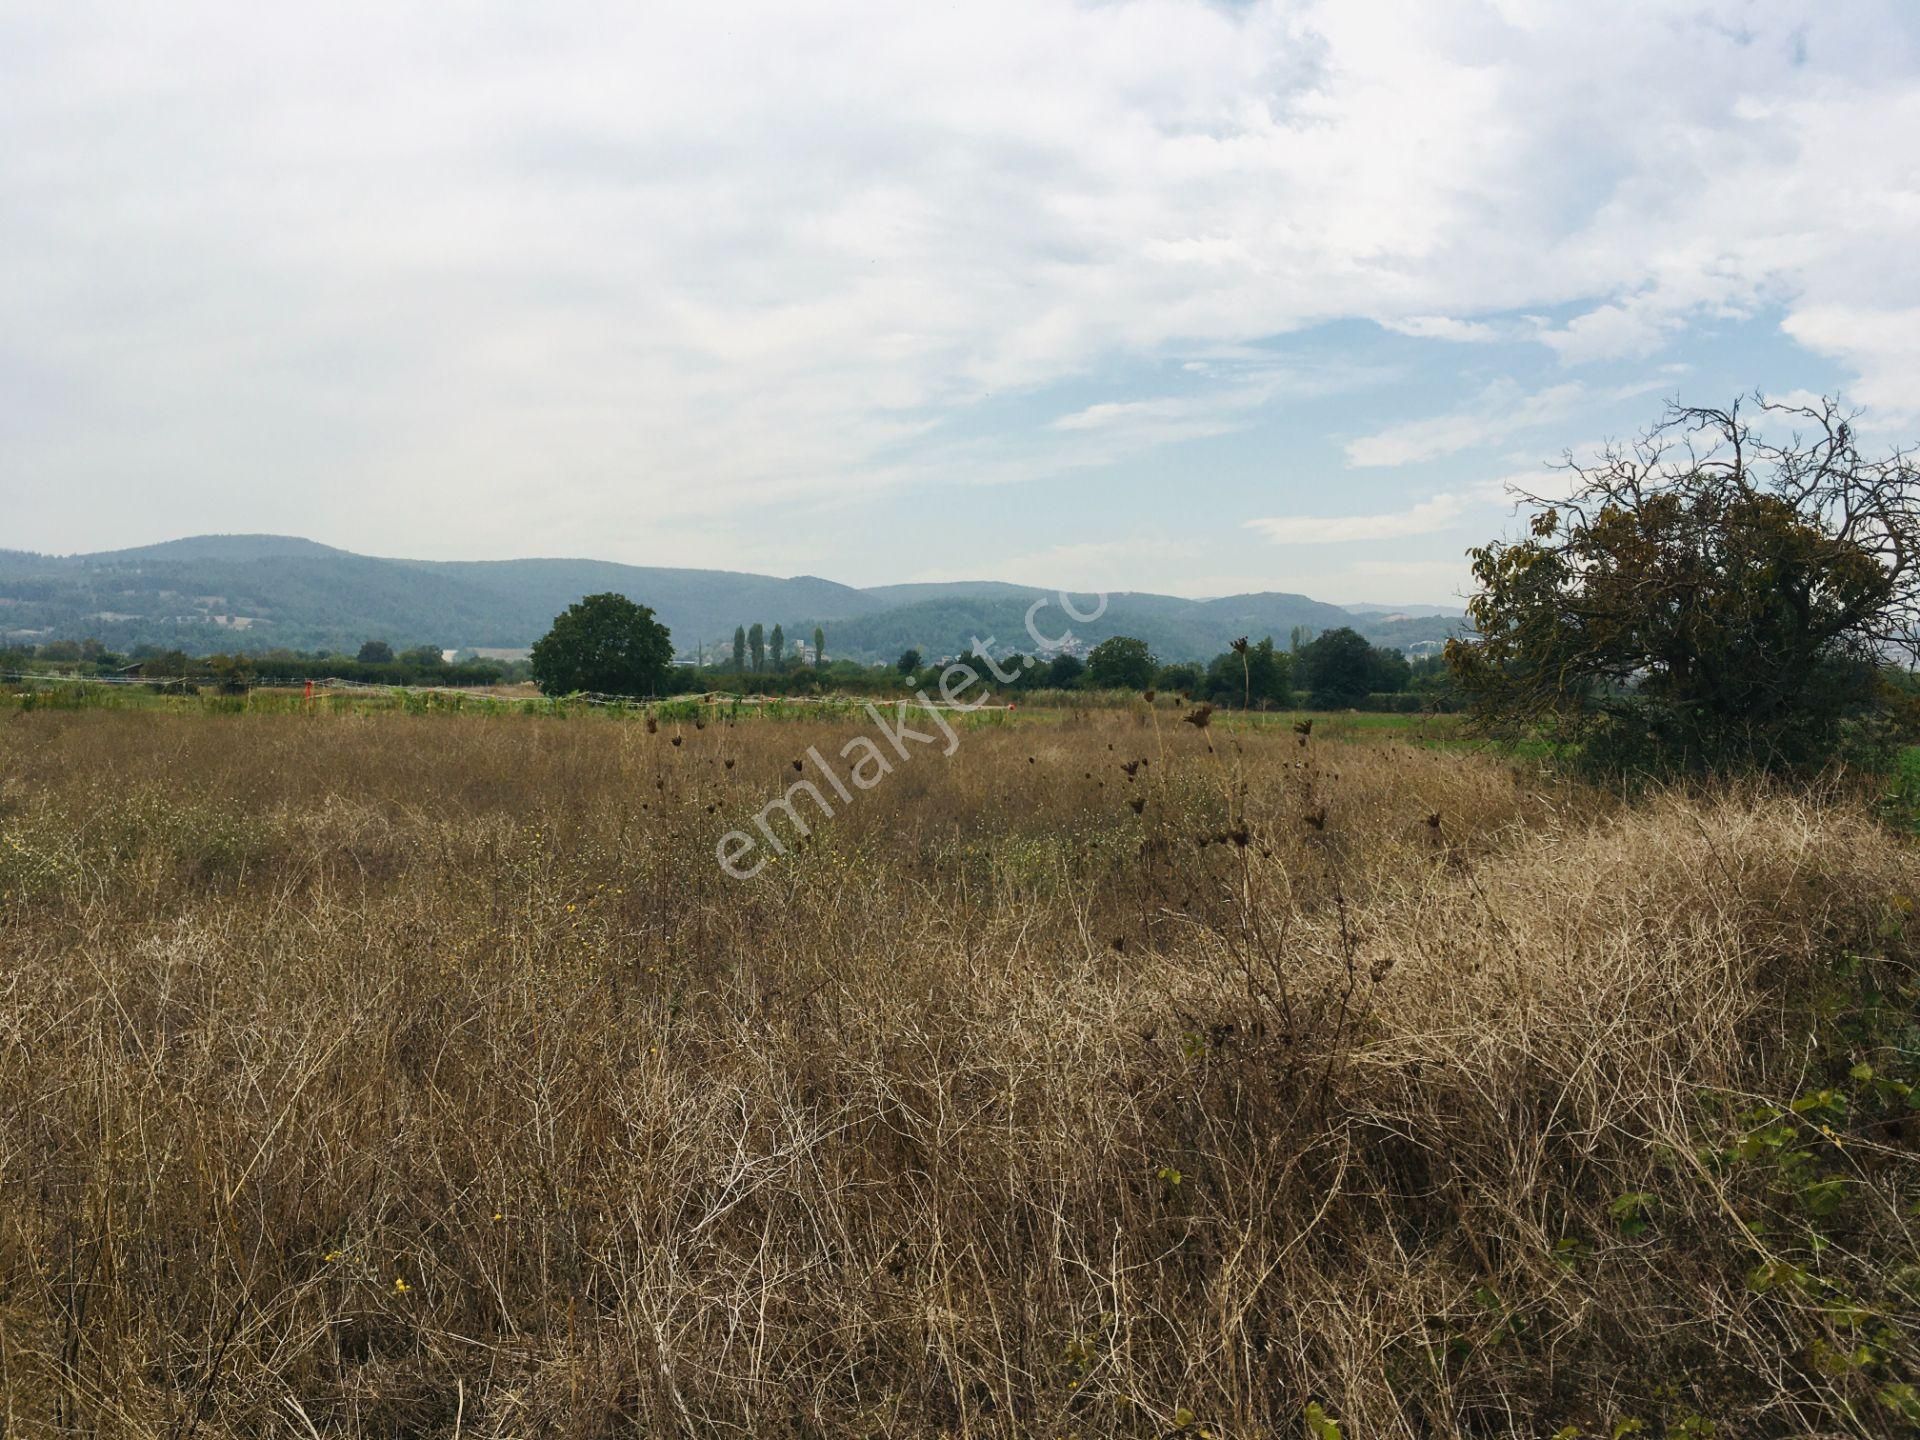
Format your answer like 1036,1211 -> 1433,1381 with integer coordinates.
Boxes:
0,637 -> 512,689
8,608 -> 1445,713
896,627 -> 1455,710
646,625 -> 1450,709
724,620 -> 827,673
8,614 -> 1449,711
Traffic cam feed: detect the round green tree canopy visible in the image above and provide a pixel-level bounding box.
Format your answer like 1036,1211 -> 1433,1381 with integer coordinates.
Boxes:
1085,634 -> 1156,690
530,593 -> 673,697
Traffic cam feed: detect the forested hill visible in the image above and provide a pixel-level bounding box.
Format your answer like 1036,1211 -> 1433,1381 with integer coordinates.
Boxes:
0,534 -> 1463,661
814,591 -> 1362,664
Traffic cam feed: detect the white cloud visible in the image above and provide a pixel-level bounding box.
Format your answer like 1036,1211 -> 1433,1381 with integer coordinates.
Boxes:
1379,315 -> 1503,343
1759,387 -> 1834,413
1047,396 -> 1258,449
1047,354 -> 1392,455
1781,305 -> 1920,422
1344,382 -> 1589,467
1539,301 -> 1673,364
1469,465 -> 1578,506
1047,388 -> 1278,449
1244,492 -> 1469,543
0,1 -> 1918,562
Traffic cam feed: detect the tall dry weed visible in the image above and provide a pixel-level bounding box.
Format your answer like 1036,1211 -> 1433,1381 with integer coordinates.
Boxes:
0,706 -> 1913,1436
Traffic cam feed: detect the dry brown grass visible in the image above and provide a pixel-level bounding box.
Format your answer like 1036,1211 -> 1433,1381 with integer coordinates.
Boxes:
0,703 -> 1915,1437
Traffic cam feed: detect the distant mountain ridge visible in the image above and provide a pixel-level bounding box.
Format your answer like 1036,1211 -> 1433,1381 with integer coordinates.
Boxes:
0,534 -> 1464,662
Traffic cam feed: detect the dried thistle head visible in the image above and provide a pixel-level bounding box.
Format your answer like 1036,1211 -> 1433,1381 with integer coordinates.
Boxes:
1183,704 -> 1213,730
1230,636 -> 1250,655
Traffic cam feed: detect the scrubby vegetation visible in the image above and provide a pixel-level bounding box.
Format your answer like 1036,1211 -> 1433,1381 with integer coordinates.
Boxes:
0,701 -> 1915,1436
1452,398 -> 1920,779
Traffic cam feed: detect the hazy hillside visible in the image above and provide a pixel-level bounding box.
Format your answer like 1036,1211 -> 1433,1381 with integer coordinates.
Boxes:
0,534 -> 1465,660
1360,614 -> 1468,649
807,589 -> 1364,663
859,581 -> 1047,606
96,535 -> 353,563
410,560 -> 881,650
1340,601 -> 1464,619
0,538 -> 881,657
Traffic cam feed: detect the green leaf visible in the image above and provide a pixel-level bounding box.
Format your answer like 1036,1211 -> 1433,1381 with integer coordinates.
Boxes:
1799,1176 -> 1849,1218
1607,1191 -> 1656,1238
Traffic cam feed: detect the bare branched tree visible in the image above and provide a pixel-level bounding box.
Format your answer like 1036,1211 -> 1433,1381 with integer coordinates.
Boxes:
1448,395 -> 1920,774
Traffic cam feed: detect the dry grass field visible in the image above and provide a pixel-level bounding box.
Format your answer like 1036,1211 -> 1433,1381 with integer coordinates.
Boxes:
0,701 -> 1916,1437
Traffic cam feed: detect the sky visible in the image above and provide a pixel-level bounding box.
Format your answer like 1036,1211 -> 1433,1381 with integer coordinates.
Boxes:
3,1 -> 1918,605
